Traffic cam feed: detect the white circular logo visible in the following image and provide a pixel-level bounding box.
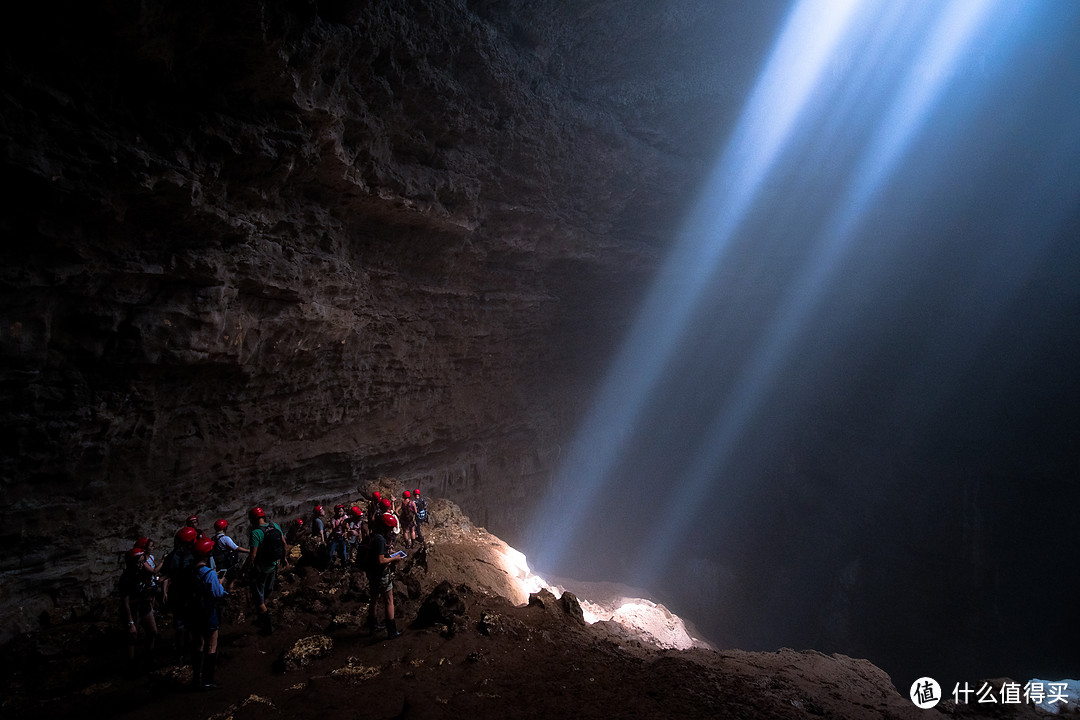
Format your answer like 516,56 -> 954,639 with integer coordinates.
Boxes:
910,677 -> 942,709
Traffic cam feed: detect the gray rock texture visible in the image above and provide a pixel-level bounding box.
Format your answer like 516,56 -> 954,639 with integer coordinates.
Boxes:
0,1 -> 777,635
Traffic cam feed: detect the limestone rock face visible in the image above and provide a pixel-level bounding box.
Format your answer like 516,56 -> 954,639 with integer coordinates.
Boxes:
0,1 -> 772,634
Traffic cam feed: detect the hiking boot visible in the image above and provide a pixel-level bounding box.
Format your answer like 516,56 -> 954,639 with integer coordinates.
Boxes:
200,653 -> 220,690
386,619 -> 401,639
191,651 -> 204,689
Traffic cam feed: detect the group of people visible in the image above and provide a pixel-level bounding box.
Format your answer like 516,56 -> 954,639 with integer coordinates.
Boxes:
116,487 -> 431,691
301,488 -> 428,568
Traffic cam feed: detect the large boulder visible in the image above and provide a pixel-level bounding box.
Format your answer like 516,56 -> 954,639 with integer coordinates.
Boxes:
413,580 -> 469,636
528,587 -> 585,626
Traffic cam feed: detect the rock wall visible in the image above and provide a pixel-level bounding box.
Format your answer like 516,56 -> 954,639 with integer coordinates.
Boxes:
0,1 -> 771,636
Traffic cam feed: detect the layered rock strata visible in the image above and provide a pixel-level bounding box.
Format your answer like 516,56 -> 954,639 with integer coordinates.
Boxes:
0,1 -> 767,635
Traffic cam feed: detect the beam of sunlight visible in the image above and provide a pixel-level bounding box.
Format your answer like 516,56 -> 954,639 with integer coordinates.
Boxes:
633,0 -> 1013,584
525,0 -> 867,573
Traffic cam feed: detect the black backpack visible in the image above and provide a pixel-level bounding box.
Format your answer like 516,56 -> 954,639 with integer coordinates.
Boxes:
161,548 -> 196,610
211,532 -> 238,569
117,564 -> 148,597
415,497 -> 428,522
261,523 -> 286,561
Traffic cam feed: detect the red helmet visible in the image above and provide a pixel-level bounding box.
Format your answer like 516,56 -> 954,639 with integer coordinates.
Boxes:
127,547 -> 145,559
186,515 -> 199,526
403,490 -> 411,498
295,518 -> 304,525
134,537 -> 150,549
373,491 -> 381,499
382,513 -> 398,529
381,498 -> 392,509
314,505 -> 324,513
193,538 -> 216,557
176,527 -> 197,544
350,505 -> 362,517
249,507 -> 266,521
414,489 -> 420,495
214,519 -> 228,532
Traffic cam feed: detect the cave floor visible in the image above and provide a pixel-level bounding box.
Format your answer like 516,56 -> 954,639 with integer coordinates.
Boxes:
0,515 -> 1042,720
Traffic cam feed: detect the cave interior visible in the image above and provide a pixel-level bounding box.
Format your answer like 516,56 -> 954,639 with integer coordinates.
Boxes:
2,0 -> 1079,693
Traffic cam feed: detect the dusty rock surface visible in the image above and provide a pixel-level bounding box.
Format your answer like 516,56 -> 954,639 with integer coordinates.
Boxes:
0,502 -> 1045,720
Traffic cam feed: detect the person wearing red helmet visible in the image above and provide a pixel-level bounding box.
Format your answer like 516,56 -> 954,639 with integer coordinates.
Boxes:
412,489 -> 428,544
327,504 -> 349,568
185,514 -> 205,540
210,518 -> 249,592
345,506 -> 365,561
119,546 -> 159,661
309,504 -> 329,569
133,536 -> 162,586
413,488 -> 428,525
131,536 -> 163,622
364,512 -> 406,638
242,506 -> 288,634
190,536 -> 228,690
286,517 -> 307,545
160,525 -> 200,661
399,490 -> 417,549
381,497 -> 401,539
311,505 -> 327,546
367,491 -> 383,524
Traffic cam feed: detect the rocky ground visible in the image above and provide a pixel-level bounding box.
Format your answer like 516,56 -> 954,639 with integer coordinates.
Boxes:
0,500 -> 1053,719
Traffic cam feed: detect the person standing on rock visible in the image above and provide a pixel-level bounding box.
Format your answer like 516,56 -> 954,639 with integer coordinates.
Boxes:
345,506 -> 365,561
210,519 -> 249,592
190,537 -> 228,690
399,491 -> 417,549
327,504 -> 349,568
133,536 -> 162,595
309,505 -> 330,570
412,489 -> 428,544
160,526 -> 199,661
132,536 -> 162,635
119,546 -> 159,663
366,512 -> 405,638
243,506 -> 288,634
311,505 -> 327,545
